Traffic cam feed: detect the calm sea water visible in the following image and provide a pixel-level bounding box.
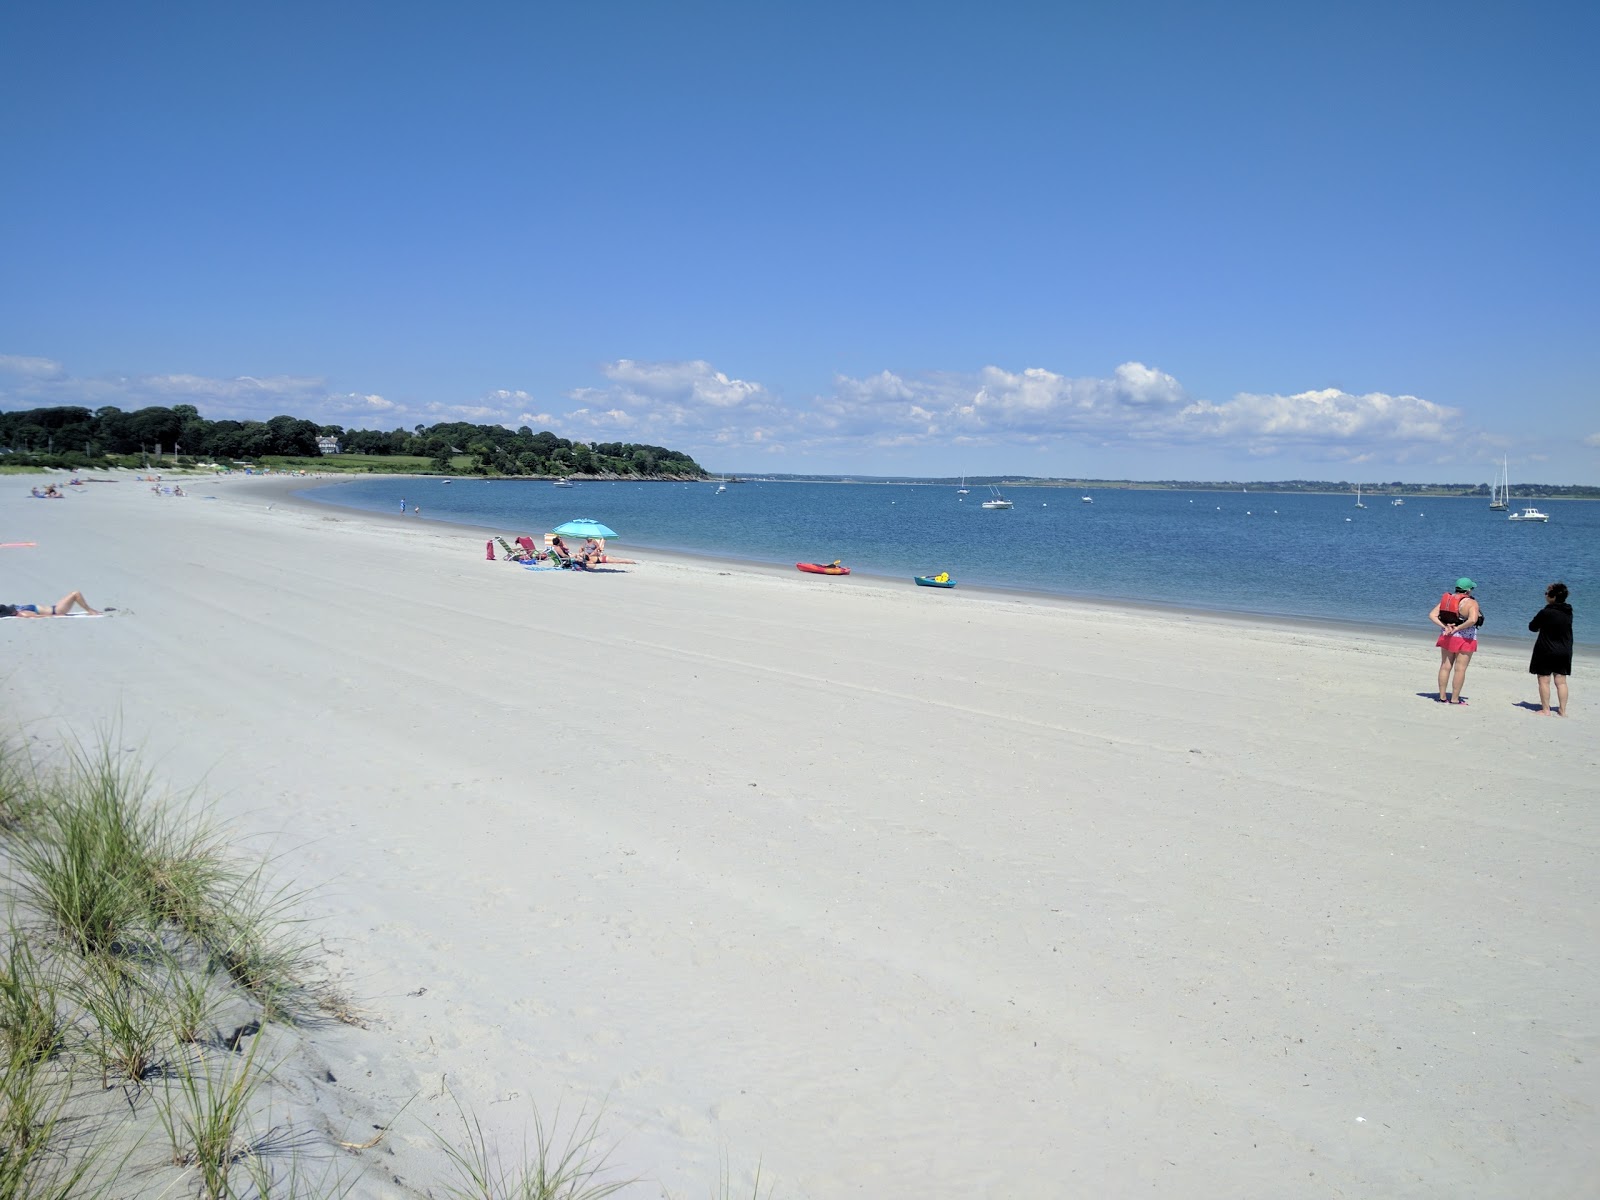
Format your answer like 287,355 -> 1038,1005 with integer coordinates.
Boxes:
302,478 -> 1598,645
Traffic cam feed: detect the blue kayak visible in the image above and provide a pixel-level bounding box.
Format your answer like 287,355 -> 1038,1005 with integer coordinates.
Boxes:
914,575 -> 956,588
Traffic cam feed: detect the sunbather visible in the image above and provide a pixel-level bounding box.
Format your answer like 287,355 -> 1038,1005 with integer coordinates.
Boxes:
1,591 -> 102,618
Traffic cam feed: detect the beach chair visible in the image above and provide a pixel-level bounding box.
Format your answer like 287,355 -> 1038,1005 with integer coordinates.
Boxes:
516,536 -> 541,559
495,536 -> 524,561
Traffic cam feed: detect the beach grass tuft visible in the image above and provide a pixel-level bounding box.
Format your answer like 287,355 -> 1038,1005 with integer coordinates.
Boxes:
201,863 -> 317,1022
436,1089 -> 632,1200
0,1041 -> 106,1200
0,934 -> 65,1065
74,957 -> 167,1087
9,758 -> 151,957
155,1033 -> 272,1199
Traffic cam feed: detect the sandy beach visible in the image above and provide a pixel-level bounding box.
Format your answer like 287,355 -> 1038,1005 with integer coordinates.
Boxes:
3,474 -> 1596,1198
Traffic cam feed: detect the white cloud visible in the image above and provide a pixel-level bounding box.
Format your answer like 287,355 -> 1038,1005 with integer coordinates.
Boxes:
0,361 -> 333,419
813,364 -> 1466,461
0,355 -> 66,380
1172,388 -> 1460,451
324,392 -> 399,413
563,359 -> 787,448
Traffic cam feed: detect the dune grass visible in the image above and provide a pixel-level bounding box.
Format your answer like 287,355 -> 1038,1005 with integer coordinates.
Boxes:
154,1034 -> 272,1199
0,730 -> 779,1198
0,734 -> 311,1194
435,1089 -> 632,1200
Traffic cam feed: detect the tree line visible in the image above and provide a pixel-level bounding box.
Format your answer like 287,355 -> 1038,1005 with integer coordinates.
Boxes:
0,404 -> 705,478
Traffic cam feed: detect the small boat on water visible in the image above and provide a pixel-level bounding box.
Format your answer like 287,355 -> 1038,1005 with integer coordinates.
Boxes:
981,486 -> 1013,510
1391,497 -> 1405,506
1354,483 -> 1365,508
797,561 -> 850,575
1507,506 -> 1550,523
1490,456 -> 1510,511
1081,495 -> 1093,503
914,573 -> 955,588
552,478 -> 574,488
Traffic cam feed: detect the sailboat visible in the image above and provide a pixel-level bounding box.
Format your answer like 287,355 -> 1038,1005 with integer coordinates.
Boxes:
1354,483 -> 1366,509
1489,457 -> 1508,510
956,474 -> 969,495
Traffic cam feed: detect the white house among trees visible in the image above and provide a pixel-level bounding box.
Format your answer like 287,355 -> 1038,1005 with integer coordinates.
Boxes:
315,436 -> 341,455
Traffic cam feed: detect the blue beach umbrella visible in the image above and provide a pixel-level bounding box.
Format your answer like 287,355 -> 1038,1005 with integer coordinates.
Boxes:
552,519 -> 619,539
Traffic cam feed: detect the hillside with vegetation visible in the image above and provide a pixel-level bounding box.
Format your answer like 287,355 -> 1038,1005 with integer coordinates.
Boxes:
0,404 -> 705,479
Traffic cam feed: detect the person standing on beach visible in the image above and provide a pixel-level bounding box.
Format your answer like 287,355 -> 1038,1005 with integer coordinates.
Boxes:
1429,577 -> 1482,704
400,496 -> 406,513
1528,582 -> 1573,716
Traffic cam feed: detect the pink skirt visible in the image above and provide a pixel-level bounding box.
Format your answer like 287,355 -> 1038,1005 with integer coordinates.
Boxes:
1436,630 -> 1478,654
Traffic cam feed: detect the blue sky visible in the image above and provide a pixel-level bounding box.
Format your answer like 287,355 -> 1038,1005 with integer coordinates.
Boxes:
2,2 -> 1595,482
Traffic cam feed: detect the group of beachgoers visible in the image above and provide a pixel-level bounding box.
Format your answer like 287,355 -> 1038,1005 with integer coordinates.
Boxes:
29,484 -> 67,498
1430,578 -> 1574,715
493,533 -> 615,569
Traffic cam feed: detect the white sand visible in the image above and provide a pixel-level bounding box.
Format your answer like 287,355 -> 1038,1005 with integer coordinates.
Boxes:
3,474 -> 1595,1199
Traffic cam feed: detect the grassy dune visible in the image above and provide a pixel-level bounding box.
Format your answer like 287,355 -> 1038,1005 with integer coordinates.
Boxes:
0,735 -> 771,1199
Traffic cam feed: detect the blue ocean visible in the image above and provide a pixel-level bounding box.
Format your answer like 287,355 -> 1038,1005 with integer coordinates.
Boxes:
301,478 -> 1598,646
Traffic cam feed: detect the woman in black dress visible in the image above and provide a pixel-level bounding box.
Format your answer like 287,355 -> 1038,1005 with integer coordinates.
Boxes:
1528,582 -> 1573,716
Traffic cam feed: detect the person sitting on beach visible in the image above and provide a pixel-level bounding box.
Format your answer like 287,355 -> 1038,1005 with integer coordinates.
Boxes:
578,537 -> 603,566
1429,577 -> 1482,704
0,591 -> 102,618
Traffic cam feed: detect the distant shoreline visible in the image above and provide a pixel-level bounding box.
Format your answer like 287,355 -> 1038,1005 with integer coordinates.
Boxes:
721,476 -> 1600,498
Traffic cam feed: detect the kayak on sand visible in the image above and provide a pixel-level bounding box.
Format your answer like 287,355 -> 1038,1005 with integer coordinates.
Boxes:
797,561 -> 850,576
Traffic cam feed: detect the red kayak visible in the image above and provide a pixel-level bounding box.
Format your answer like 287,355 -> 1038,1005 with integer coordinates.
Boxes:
796,562 -> 850,575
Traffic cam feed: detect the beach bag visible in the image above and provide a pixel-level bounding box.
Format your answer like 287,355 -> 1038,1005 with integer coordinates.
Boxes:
0,605 -> 16,618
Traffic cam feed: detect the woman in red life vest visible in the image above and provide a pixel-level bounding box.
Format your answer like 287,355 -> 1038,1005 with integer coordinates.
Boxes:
1429,577 -> 1482,704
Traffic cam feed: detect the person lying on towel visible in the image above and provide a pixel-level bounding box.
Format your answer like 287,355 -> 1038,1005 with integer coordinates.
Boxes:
0,591 -> 102,618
